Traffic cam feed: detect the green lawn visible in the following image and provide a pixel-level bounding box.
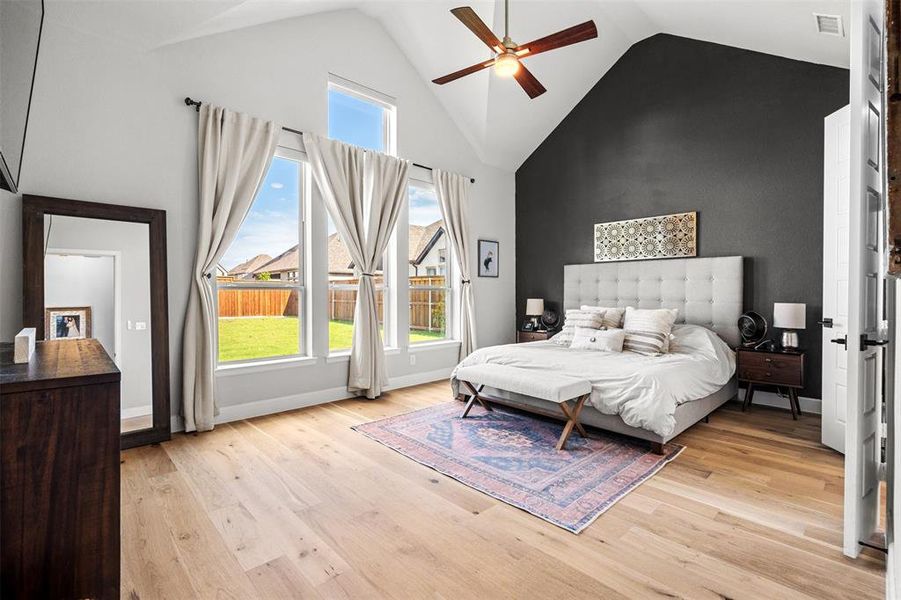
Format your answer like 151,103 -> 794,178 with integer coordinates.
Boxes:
218,317 -> 445,363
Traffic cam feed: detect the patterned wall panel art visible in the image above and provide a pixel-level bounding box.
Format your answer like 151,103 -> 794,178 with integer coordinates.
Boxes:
593,211 -> 697,262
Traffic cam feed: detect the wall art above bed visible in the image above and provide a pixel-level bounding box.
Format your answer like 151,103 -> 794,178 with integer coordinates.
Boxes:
593,211 -> 697,262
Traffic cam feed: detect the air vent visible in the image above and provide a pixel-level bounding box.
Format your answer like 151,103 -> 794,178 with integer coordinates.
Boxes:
814,13 -> 844,37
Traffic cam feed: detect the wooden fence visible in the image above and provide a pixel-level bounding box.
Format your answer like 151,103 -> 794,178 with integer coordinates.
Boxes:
217,276 -> 446,331
218,287 -> 299,317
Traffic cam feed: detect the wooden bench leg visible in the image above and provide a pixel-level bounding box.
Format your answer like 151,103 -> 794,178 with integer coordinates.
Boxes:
556,394 -> 589,451
461,382 -> 491,418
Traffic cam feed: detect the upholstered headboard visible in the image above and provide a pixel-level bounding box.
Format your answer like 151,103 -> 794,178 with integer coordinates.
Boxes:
563,256 -> 743,347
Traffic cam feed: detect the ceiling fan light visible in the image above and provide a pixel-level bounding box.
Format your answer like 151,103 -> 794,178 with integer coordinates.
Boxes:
494,52 -> 520,77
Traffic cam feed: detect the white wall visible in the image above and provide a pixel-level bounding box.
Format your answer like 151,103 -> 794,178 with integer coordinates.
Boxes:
0,9 -> 516,425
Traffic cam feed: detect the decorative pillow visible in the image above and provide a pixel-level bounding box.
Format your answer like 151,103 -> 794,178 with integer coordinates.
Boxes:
622,307 -> 679,356
580,305 -> 625,329
569,326 -> 626,352
551,309 -> 605,346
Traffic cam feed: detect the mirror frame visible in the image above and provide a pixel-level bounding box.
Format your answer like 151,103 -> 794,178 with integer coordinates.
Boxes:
22,194 -> 171,449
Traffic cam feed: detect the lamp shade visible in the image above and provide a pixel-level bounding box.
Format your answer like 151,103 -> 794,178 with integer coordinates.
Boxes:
773,303 -> 806,329
526,298 -> 545,316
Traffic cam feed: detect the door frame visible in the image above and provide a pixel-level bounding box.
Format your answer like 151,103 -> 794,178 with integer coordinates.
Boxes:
22,194 -> 171,450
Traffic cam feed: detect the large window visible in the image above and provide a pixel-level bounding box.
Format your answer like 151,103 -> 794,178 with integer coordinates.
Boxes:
216,150 -> 306,363
408,183 -> 450,343
327,77 -> 396,352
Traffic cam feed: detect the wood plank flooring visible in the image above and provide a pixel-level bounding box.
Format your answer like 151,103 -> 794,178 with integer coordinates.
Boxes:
121,381 -> 885,599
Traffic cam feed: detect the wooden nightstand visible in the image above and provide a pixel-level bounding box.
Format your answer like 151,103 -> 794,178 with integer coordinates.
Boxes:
736,347 -> 806,419
516,329 -> 554,343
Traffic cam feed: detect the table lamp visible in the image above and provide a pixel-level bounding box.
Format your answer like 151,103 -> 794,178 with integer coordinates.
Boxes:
526,298 -> 544,329
773,302 -> 806,350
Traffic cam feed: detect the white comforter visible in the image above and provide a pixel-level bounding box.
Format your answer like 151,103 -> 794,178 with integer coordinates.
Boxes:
451,324 -> 736,437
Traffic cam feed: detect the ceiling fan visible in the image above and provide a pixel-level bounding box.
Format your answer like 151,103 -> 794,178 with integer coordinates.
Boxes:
432,0 -> 598,99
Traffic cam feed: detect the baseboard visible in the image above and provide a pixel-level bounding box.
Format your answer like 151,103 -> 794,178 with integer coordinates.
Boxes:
121,406 -> 153,419
170,367 -> 454,434
730,389 -> 822,415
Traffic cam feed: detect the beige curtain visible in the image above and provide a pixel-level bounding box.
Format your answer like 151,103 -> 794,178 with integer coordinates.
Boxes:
304,133 -> 410,398
434,169 -> 476,358
182,105 -> 280,432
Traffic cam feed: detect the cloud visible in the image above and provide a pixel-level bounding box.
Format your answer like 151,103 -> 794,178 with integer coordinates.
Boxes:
270,182 -> 285,190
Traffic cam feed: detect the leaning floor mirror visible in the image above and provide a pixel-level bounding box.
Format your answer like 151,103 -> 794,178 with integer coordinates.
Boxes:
22,195 -> 171,449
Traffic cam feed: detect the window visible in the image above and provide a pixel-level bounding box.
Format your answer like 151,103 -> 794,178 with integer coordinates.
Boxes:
408,183 -> 450,343
327,76 -> 396,351
216,151 -> 306,363
328,76 -> 396,154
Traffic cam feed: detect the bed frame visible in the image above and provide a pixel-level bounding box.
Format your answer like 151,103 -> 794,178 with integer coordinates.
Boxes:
472,256 -> 744,449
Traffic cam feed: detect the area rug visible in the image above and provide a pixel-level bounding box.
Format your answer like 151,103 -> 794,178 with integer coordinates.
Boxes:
352,402 -> 683,533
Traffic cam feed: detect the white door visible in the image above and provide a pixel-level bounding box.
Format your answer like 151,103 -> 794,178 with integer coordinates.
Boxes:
845,0 -> 887,558
822,105 -> 851,453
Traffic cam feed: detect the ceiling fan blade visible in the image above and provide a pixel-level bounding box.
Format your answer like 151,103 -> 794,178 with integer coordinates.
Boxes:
451,6 -> 503,52
513,63 -> 546,99
514,20 -> 597,58
432,59 -> 494,85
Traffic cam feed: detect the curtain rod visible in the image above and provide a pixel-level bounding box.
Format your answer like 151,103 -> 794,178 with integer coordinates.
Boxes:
184,97 -> 475,184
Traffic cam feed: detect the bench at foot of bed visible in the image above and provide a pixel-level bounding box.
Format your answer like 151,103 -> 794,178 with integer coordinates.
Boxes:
455,364 -> 592,451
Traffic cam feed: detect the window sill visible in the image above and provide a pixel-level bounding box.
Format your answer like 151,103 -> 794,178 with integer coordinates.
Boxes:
216,355 -> 318,377
327,347 -> 400,363
409,339 -> 460,353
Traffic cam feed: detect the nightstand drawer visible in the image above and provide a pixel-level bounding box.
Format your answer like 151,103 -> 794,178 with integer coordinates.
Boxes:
740,351 -> 802,370
517,330 -> 551,343
737,364 -> 802,387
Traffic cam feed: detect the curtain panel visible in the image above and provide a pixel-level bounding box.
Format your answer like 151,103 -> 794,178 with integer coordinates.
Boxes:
304,133 -> 410,398
182,105 -> 280,432
434,169 -> 477,359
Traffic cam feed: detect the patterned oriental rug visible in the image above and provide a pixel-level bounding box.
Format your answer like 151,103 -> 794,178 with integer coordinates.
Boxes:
353,401 -> 684,533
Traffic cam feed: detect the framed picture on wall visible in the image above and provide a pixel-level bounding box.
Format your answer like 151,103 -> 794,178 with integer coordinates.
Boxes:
478,239 -> 499,277
44,306 -> 92,341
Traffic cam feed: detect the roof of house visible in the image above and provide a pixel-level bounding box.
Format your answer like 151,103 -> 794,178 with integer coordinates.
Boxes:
228,253 -> 272,276
247,220 -> 445,277
409,221 -> 444,265
254,246 -> 299,274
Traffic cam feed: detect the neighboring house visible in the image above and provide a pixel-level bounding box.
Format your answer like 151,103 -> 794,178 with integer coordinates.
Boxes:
253,246 -> 300,281
227,253 -> 272,279
243,221 -> 447,283
409,220 -> 446,277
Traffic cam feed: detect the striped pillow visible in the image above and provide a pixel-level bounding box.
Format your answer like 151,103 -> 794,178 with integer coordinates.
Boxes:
580,305 -> 625,329
551,309 -> 605,346
622,307 -> 679,356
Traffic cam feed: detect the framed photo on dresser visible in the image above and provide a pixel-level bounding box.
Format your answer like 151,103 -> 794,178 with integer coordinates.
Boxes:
478,239 -> 499,277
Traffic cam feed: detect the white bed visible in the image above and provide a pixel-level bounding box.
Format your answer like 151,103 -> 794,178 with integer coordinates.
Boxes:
452,256 -> 744,447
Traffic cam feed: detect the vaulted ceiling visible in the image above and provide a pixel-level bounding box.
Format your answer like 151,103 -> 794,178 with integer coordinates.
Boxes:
49,0 -> 851,170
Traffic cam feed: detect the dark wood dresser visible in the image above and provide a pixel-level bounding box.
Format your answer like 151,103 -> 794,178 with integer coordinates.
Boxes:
1,339 -> 121,599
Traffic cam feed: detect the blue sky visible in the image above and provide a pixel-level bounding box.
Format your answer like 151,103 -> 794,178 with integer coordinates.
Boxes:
222,89 -> 443,270
222,156 -> 300,270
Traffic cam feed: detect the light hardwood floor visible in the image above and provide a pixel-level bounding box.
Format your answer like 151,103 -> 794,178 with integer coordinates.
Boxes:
121,381 -> 885,599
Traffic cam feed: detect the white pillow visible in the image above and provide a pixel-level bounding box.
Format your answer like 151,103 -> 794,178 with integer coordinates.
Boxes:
622,307 -> 679,356
581,305 -> 625,329
569,326 -> 625,352
551,309 -> 605,346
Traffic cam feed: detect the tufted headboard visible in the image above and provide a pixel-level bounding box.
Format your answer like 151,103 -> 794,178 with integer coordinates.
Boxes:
563,256 -> 743,347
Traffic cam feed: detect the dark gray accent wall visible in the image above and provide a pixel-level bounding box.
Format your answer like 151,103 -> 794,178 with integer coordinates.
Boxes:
515,34 -> 849,398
